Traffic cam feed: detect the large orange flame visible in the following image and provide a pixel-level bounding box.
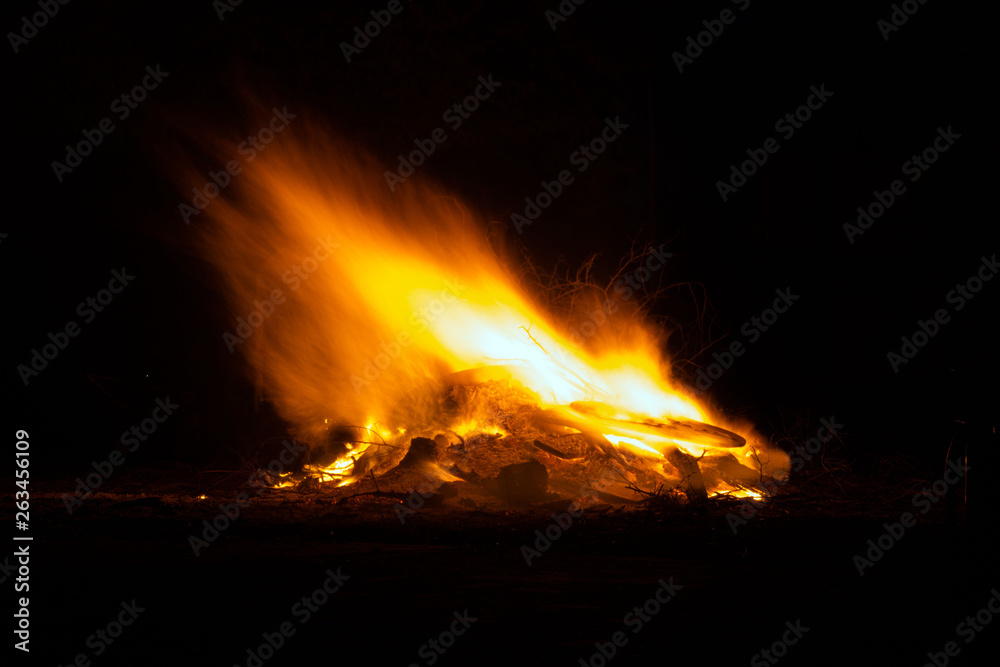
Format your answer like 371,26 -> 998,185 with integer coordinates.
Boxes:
177,113 -> 788,494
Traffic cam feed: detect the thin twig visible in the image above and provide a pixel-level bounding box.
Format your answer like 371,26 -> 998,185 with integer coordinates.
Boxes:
519,324 -> 549,355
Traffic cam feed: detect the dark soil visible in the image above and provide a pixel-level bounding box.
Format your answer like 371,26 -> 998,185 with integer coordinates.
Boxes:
24,464 -> 1000,667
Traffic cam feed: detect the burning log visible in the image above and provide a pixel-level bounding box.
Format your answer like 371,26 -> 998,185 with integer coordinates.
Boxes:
699,452 -> 769,489
568,402 -> 747,449
493,459 -> 549,505
663,447 -> 708,503
397,437 -> 440,469
532,439 -> 579,460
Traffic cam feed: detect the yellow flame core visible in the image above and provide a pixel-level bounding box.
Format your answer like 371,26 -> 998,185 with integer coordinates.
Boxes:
181,120 -> 785,491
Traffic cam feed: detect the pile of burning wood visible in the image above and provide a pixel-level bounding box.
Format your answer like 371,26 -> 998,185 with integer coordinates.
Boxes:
181,125 -> 789,506
264,369 -> 775,506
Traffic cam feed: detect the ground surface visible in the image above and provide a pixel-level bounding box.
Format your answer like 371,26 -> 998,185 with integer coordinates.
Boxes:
21,465 -> 1000,666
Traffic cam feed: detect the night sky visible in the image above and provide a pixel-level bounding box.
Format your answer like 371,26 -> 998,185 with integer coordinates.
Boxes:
7,0 -> 996,467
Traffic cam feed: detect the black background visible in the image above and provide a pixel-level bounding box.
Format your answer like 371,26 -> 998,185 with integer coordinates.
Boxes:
7,0 -> 996,469
3,1 -> 998,665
